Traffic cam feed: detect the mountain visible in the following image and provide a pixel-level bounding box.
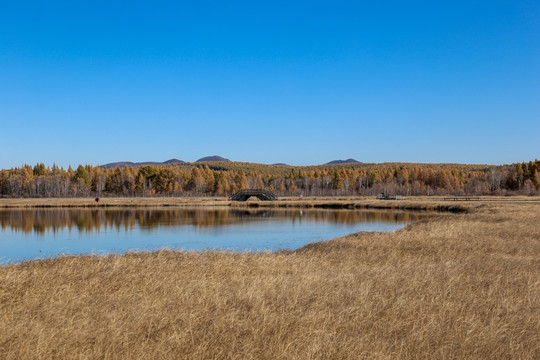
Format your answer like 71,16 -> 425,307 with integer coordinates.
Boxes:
100,157 -> 361,168
162,158 -> 184,164
325,158 -> 360,165
100,159 -> 184,169
196,155 -> 231,162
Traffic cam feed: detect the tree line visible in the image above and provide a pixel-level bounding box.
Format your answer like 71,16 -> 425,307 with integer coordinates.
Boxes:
0,160 -> 538,198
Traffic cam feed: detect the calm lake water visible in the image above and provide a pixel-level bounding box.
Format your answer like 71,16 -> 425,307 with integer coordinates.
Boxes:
0,207 -> 426,263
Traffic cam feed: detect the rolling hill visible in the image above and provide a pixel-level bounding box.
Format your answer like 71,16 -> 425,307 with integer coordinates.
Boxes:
325,158 -> 360,165
196,156 -> 231,162
100,159 -> 184,169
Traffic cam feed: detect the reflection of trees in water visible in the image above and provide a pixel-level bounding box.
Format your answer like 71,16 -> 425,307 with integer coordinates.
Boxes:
0,208 -> 428,234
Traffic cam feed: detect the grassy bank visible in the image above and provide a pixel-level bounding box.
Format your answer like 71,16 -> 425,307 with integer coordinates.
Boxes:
0,195 -> 528,212
0,198 -> 539,359
0,196 -> 231,208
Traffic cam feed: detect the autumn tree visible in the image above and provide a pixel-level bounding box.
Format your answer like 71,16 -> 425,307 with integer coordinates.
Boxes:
0,170 -> 8,195
155,168 -> 177,194
187,167 -> 207,194
236,172 -> 249,190
33,163 -> 47,176
134,166 -> 159,195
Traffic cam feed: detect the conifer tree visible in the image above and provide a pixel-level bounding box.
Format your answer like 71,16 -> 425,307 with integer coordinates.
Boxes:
74,165 -> 91,187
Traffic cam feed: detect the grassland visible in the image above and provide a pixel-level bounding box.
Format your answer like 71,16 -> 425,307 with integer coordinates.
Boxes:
0,197 -> 539,359
0,195 -> 509,212
0,196 -> 231,208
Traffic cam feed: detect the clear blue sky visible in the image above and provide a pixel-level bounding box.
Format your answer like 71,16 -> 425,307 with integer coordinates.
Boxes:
1,1 -> 539,168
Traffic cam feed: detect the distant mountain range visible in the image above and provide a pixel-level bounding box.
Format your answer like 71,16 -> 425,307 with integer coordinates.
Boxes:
100,156 -> 231,169
325,158 -> 360,165
100,159 -> 184,169
99,156 -> 360,168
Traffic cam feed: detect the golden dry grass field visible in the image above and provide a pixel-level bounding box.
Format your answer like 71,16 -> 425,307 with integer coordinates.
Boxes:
0,195 -> 494,211
0,197 -> 539,359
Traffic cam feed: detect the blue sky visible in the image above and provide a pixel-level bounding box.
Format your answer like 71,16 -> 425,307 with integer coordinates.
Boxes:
1,1 -> 539,168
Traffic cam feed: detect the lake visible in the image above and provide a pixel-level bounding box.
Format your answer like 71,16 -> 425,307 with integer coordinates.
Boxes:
0,207 -> 426,263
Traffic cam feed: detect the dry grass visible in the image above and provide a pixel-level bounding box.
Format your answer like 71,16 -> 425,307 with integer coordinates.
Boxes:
0,196 -> 231,208
0,198 -> 539,359
1,195 -> 536,211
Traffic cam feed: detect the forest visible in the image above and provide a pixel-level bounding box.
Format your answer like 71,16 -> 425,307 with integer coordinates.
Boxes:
0,160 -> 538,198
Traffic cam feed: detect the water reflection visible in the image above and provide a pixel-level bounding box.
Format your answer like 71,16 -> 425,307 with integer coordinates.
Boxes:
0,207 -> 430,263
0,208 -> 425,235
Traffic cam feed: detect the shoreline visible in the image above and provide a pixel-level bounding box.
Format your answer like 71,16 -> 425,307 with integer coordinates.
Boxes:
0,195 -> 515,208
2,195 -> 538,213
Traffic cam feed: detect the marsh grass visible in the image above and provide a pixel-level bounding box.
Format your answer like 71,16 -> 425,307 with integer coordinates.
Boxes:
0,198 -> 539,359
0,195 -> 470,213
0,197 -> 230,208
